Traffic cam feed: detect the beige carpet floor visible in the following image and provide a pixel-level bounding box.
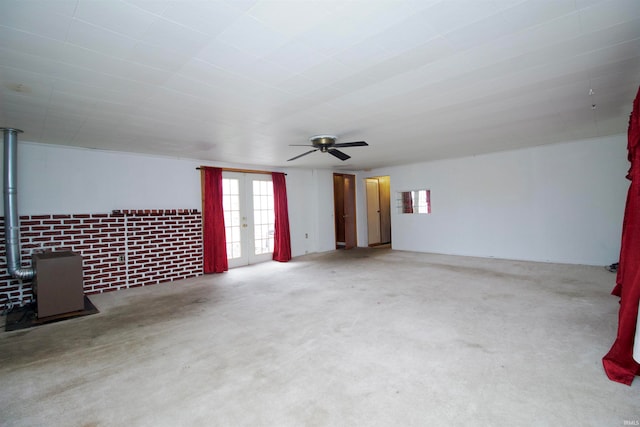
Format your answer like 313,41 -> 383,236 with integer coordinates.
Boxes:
1,248 -> 638,426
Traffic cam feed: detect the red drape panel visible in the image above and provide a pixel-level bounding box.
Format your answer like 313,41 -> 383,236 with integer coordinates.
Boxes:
272,172 -> 292,262
202,167 -> 228,273
603,86 -> 640,385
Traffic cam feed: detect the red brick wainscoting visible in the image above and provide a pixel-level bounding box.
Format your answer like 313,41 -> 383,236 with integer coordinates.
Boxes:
0,209 -> 203,311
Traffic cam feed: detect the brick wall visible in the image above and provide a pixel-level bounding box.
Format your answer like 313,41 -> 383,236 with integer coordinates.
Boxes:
0,209 -> 203,311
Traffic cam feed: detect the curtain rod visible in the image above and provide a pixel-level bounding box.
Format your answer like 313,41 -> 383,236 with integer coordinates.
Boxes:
196,166 -> 286,175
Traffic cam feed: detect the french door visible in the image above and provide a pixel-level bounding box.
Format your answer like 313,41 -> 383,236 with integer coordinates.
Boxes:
222,172 -> 275,268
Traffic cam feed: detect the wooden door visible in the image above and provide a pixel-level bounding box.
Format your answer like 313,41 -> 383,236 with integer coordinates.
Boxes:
343,174 -> 356,249
333,173 -> 357,249
378,176 -> 391,243
366,179 -> 381,245
365,176 -> 391,245
333,174 -> 345,246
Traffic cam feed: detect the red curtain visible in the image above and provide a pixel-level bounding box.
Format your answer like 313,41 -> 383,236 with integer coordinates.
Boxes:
603,86 -> 640,385
202,167 -> 228,273
272,172 -> 292,262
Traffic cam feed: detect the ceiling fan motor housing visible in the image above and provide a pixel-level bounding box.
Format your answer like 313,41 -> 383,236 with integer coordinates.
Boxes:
310,135 -> 336,152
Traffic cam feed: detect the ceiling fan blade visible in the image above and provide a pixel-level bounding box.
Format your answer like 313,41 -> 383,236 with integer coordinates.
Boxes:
288,144 -> 314,147
287,149 -> 318,161
332,141 -> 368,148
328,149 -> 350,161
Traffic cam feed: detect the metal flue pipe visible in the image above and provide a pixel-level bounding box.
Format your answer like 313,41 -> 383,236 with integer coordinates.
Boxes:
2,127 -> 35,280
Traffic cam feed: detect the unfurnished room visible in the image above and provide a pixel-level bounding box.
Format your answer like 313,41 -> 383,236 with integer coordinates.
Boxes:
1,0 -> 639,426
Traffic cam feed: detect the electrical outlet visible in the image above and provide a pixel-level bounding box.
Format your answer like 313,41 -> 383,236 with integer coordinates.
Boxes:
305,233 -> 308,239
118,255 -> 125,263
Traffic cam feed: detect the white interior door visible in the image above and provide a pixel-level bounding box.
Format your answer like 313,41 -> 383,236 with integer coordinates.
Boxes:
222,172 -> 275,268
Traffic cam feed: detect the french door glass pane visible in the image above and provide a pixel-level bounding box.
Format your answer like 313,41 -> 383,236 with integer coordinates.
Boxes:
222,178 -> 242,260
253,180 -> 274,255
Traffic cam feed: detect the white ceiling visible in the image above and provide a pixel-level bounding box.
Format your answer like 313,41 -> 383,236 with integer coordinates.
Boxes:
1,0 -> 639,170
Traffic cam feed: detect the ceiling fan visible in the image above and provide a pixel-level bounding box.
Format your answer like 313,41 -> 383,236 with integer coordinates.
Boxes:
288,135 -> 368,162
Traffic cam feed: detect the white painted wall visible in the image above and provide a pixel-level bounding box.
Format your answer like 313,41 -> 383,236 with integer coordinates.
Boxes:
313,169 -> 340,253
5,135 -> 627,265
11,143 -> 202,214
285,168 -> 336,255
0,142 -> 337,258
358,135 -> 629,265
